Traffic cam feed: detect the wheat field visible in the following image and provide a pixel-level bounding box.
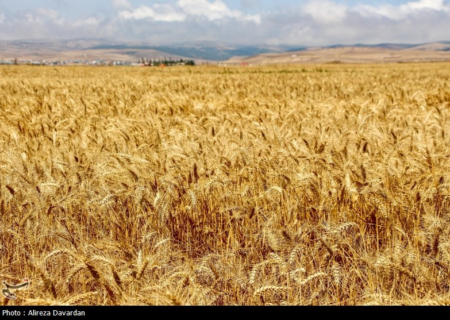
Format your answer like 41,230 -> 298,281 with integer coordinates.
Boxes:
1,63 -> 450,305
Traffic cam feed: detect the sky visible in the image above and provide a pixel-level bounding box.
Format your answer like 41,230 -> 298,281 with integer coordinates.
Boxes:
0,0 -> 449,46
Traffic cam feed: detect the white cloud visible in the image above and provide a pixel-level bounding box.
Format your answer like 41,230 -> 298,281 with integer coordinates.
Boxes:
20,8 -> 65,25
119,4 -> 187,22
303,0 -> 347,24
37,8 -> 62,21
178,0 -> 260,23
1,0 -> 450,45
71,17 -> 100,27
304,0 -> 449,24
119,0 -> 260,24
355,4 -> 405,20
111,0 -> 131,10
402,0 -> 449,11
356,0 -> 450,20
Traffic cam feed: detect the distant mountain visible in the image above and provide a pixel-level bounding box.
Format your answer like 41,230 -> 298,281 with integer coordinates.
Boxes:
325,42 -> 450,51
221,42 -> 450,65
286,47 -> 308,52
86,41 -> 450,61
87,42 -> 294,61
325,43 -> 417,50
2,39 -> 450,62
0,39 -> 192,63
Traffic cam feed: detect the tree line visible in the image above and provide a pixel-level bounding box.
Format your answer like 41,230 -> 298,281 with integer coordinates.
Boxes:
139,58 -> 195,66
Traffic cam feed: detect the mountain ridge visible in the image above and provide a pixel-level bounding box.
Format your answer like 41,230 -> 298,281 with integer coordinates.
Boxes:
1,39 -> 450,62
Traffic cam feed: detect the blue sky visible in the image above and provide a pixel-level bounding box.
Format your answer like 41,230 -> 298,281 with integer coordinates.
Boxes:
0,0 -> 449,45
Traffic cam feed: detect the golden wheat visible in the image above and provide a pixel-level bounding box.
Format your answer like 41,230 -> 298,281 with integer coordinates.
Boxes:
1,63 -> 450,305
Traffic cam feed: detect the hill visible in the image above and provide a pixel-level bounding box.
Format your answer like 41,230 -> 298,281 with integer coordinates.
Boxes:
2,40 -> 450,64
222,43 -> 450,65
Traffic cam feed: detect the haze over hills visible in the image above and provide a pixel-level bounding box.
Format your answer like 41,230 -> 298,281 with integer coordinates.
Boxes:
87,41 -> 299,61
1,39 -> 450,64
222,42 -> 450,65
0,39 -> 298,62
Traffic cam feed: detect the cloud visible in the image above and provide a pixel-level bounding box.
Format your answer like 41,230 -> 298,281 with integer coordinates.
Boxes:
258,0 -> 450,46
36,8 -> 62,21
0,0 -> 450,46
71,16 -> 100,27
0,7 -> 110,40
119,4 -> 187,22
402,0 -> 449,11
303,0 -> 347,24
355,4 -> 404,20
111,0 -> 132,10
118,0 -> 261,23
355,0 -> 450,20
178,0 -> 260,22
19,8 -> 65,25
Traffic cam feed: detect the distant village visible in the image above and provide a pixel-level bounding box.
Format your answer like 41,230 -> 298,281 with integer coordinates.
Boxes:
0,57 -> 196,67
